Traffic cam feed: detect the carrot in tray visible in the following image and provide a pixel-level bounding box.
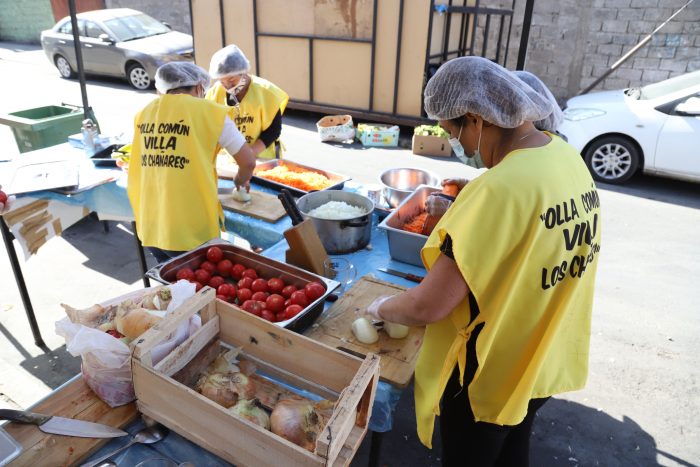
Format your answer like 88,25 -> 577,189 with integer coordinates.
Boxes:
402,211 -> 429,234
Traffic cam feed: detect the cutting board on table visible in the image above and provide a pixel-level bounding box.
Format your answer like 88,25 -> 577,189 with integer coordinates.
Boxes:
218,190 -> 287,223
3,376 -> 138,466
304,276 -> 424,388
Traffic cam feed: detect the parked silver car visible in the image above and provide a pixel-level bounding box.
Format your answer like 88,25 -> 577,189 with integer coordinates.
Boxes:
40,8 -> 193,90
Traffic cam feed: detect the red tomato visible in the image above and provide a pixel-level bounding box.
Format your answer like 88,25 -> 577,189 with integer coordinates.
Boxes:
208,276 -> 225,289
217,283 -> 233,297
216,294 -> 228,302
251,278 -> 269,294
252,291 -> 269,302
237,288 -> 253,302
242,268 -> 258,280
275,312 -> 287,322
206,246 -> 223,263
261,309 -> 275,322
200,261 -> 217,275
284,299 -> 291,308
304,282 -> 326,301
217,259 -> 233,277
193,281 -> 204,292
290,290 -> 309,308
106,329 -> 124,339
0,190 -> 7,204
267,278 -> 285,294
231,263 -> 246,280
281,284 -> 297,299
283,304 -> 304,320
176,268 -> 195,282
241,300 -> 263,317
194,269 -> 211,284
238,277 -> 254,290
266,294 -> 286,313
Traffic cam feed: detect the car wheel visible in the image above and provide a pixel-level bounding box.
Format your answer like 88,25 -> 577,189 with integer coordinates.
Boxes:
55,55 -> 75,79
583,136 -> 640,184
127,63 -> 151,90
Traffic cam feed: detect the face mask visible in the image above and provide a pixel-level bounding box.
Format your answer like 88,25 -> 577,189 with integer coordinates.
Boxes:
449,123 -> 485,169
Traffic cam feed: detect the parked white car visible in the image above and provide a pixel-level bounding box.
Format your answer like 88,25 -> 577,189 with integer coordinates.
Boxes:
560,70 -> 700,184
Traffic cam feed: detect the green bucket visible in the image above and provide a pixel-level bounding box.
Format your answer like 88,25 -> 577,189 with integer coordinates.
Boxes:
0,105 -> 85,153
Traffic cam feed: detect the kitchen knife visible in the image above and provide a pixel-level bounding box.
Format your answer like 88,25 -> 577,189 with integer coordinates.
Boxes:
377,267 -> 424,283
0,409 -> 127,438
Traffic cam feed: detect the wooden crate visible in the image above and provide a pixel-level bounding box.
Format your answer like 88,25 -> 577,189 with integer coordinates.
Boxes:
131,287 -> 380,467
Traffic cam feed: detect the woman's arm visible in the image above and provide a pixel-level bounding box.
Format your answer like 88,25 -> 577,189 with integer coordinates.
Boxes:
376,254 -> 470,326
250,110 -> 282,156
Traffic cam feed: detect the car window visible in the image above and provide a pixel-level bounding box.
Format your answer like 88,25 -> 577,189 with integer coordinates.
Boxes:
58,19 -> 85,36
85,21 -> 105,39
640,70 -> 700,100
103,13 -> 169,41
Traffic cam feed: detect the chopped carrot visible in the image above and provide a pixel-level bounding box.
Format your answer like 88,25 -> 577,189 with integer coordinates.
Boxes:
257,166 -> 333,191
402,211 -> 429,234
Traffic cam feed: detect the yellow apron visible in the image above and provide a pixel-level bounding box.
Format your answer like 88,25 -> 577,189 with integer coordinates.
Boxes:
206,75 -> 289,160
128,94 -> 229,251
415,134 -> 602,448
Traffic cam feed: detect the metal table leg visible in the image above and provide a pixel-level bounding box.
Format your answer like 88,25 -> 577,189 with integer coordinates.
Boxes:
0,217 -> 46,349
131,221 -> 150,288
368,430 -> 383,467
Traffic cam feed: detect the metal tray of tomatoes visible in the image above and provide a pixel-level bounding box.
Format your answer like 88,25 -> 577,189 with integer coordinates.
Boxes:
252,159 -> 351,197
145,239 -> 340,332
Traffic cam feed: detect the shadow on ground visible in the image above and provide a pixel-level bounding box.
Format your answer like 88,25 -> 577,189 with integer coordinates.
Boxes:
597,173 -> 700,210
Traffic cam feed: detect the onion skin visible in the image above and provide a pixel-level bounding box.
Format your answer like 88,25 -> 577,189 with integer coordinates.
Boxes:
270,398 -> 327,451
196,372 -> 256,408
230,399 -> 270,429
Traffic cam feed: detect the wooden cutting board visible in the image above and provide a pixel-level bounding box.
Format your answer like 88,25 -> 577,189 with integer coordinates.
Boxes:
3,376 -> 138,466
304,276 -> 424,388
218,190 -> 287,223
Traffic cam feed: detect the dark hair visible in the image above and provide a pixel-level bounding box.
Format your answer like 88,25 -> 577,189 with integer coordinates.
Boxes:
167,85 -> 198,94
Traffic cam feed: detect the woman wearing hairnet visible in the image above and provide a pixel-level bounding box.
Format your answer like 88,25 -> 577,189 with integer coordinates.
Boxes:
206,45 -> 289,160
367,57 -> 602,466
128,62 -> 257,263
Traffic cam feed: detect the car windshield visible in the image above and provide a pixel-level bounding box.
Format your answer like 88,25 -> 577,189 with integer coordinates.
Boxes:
103,13 -> 169,42
637,70 -> 700,100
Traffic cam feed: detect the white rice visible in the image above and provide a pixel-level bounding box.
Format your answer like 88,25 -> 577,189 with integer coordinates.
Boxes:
308,201 -> 367,219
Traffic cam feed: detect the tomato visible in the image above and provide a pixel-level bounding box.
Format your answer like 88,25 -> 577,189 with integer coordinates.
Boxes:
284,299 -> 291,308
208,276 -> 225,289
216,294 -> 229,301
238,277 -> 254,290
304,282 -> 326,301
106,329 -> 124,339
283,304 -> 304,320
242,268 -> 258,280
252,291 -> 269,302
241,300 -> 263,317
281,284 -> 297,299
176,268 -> 195,282
0,190 -> 7,205
193,281 -> 204,292
231,263 -> 246,280
290,290 -> 309,308
237,288 -> 253,302
200,261 -> 217,275
206,246 -> 223,263
261,309 -> 275,322
251,278 -> 269,294
267,278 -> 285,294
275,312 -> 287,322
217,283 -> 235,297
266,294 -> 286,313
217,259 -> 233,277
194,269 -> 211,284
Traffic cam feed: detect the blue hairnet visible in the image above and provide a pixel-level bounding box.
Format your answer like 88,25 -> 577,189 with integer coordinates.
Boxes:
155,62 -> 210,94
424,56 -> 553,128
209,45 -> 251,79
513,70 -> 564,132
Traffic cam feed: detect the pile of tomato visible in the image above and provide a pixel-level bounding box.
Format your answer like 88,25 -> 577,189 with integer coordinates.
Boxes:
173,246 -> 326,323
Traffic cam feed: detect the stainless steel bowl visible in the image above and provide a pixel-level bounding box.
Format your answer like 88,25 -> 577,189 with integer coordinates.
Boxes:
380,167 -> 440,208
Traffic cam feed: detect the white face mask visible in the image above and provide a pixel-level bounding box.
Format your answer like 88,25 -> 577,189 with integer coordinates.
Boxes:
449,123 -> 485,169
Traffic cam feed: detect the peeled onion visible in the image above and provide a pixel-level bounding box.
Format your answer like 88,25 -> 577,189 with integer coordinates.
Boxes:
351,318 -> 379,344
383,321 -> 409,339
270,398 -> 332,451
232,187 -> 252,202
229,399 -> 270,429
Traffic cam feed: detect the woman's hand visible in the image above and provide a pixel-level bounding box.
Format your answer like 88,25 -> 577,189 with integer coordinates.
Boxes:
442,178 -> 468,190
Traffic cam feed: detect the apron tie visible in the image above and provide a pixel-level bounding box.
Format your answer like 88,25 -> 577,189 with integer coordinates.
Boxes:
433,326 -> 473,415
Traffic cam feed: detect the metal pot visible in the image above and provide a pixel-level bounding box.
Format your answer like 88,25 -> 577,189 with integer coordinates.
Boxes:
296,191 -> 374,254
380,167 -> 440,208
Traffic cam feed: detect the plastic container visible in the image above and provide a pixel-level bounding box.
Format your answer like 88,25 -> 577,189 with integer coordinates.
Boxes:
0,105 -> 84,153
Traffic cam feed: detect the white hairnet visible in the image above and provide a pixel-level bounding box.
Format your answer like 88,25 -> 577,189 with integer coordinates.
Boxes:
424,56 -> 553,128
209,45 -> 251,80
513,70 -> 564,132
155,62 -> 211,94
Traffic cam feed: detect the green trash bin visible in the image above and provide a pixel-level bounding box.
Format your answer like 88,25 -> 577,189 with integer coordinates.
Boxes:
0,105 -> 85,153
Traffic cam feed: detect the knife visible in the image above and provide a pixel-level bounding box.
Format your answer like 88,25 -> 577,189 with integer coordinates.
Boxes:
0,409 -> 127,438
377,267 -> 424,283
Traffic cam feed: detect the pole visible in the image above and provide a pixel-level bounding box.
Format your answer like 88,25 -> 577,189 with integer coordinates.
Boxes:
516,0 -> 535,70
67,0 -> 96,126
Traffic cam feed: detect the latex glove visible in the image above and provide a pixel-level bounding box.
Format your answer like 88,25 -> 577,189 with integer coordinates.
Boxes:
367,295 -> 392,321
425,194 -> 453,217
442,178 -> 468,191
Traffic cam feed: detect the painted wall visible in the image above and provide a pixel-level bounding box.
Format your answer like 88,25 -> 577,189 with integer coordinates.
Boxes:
0,0 -> 55,44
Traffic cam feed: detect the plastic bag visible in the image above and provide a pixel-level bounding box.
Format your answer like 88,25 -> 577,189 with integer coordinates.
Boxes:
316,115 -> 355,142
55,280 -> 200,407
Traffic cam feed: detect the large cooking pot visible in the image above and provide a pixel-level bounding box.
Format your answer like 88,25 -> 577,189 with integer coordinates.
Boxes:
380,167 -> 440,208
296,191 -> 374,254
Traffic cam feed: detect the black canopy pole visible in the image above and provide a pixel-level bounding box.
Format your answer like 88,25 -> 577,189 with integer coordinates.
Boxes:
516,0 -> 535,70
67,0 -> 91,121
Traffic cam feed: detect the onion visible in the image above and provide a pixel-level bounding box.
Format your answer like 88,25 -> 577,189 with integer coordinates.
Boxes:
383,321 -> 409,339
270,398 -> 332,451
195,372 -> 256,408
229,399 -> 270,429
352,318 -> 379,344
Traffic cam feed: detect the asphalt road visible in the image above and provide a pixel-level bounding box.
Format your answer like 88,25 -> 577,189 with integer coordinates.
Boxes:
1,42 -> 699,466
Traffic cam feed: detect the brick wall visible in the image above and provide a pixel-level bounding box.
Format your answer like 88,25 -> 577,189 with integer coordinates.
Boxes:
0,0 -> 55,44
104,0 -> 191,34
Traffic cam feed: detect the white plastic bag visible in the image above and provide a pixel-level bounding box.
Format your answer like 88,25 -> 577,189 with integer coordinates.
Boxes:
316,115 -> 355,142
55,280 -> 200,407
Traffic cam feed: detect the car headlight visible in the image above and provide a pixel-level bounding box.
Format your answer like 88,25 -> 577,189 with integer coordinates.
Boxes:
563,108 -> 606,121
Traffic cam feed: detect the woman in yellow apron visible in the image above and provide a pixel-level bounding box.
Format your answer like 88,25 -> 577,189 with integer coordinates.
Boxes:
367,57 -> 602,466
207,44 -> 289,160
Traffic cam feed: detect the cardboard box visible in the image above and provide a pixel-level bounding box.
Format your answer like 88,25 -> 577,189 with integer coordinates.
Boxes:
356,124 -> 399,147
316,114 -> 355,142
412,134 -> 452,157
